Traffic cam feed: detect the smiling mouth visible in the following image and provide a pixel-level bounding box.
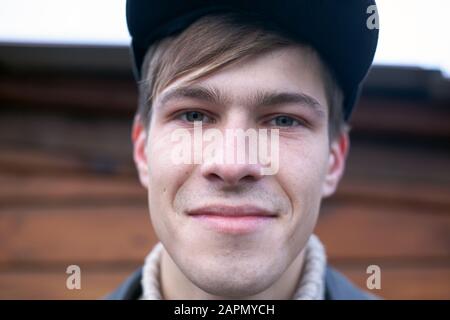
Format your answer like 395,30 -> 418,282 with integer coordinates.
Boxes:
186,205 -> 277,235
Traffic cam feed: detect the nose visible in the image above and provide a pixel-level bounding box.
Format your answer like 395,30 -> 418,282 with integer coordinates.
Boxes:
199,110 -> 275,187
201,159 -> 264,187
200,125 -> 265,187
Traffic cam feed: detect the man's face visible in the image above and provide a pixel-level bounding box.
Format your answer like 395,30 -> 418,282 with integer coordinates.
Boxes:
135,45 -> 347,297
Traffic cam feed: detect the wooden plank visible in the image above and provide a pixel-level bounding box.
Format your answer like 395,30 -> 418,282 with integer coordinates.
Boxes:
0,113 -> 134,165
317,202 -> 450,260
335,177 -> 450,208
0,174 -> 146,206
0,73 -> 137,114
345,141 -> 450,185
352,97 -> 450,138
0,202 -> 448,265
0,147 -> 135,176
333,264 -> 450,300
0,206 -> 157,264
0,268 -> 135,300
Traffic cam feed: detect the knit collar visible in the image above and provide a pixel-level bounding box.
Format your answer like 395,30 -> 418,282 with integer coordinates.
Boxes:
140,234 -> 327,300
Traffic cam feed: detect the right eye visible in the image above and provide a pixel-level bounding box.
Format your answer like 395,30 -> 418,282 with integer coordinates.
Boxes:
177,111 -> 214,123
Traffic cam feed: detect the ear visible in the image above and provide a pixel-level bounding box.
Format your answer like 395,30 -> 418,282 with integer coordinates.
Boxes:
322,129 -> 350,198
132,115 -> 149,188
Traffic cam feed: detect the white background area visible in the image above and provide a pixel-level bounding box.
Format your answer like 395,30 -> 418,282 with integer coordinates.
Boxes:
0,0 -> 449,77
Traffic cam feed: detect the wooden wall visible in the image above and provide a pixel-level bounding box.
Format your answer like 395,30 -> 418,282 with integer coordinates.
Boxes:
0,68 -> 449,300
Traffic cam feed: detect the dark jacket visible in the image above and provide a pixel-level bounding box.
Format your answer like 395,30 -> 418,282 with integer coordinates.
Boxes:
106,265 -> 377,300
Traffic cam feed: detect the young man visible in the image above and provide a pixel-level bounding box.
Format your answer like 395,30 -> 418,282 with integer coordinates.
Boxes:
108,0 -> 379,300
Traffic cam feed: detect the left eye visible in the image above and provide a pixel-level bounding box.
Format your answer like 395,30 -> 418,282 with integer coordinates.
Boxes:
269,115 -> 301,127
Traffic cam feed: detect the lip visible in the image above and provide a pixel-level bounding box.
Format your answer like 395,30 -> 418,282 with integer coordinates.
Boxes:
187,205 -> 277,235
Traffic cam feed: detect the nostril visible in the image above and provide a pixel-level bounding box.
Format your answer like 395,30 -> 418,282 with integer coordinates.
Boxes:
241,174 -> 257,183
207,172 -> 223,182
201,159 -> 264,187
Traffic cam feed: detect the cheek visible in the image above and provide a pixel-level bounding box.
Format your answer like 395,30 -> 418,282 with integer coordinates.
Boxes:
146,125 -> 195,214
147,129 -> 173,186
145,127 -> 193,244
279,136 -> 329,186
147,125 -> 196,212
277,138 -> 329,226
274,141 -> 328,259
147,123 -> 190,179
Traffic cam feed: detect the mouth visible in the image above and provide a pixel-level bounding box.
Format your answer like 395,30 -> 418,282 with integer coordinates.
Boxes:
186,205 -> 278,235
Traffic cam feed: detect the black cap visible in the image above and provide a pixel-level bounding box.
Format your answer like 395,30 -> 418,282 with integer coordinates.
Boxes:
126,0 -> 379,121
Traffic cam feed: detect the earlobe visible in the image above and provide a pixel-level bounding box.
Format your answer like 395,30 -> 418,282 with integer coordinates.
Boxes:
322,131 -> 350,198
132,116 -> 149,188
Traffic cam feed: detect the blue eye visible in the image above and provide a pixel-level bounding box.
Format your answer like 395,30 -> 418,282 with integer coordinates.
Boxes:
270,115 -> 301,127
179,111 -> 212,123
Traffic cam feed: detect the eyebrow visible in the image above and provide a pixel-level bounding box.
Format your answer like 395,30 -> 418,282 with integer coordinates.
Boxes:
156,84 -> 326,117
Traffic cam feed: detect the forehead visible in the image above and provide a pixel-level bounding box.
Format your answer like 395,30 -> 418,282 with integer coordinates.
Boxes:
155,45 -> 329,112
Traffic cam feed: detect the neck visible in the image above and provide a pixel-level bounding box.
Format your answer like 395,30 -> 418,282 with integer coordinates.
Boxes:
160,246 -> 306,300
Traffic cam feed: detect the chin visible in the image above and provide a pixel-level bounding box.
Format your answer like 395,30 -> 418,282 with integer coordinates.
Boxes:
185,257 -> 284,298
195,274 -> 275,298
